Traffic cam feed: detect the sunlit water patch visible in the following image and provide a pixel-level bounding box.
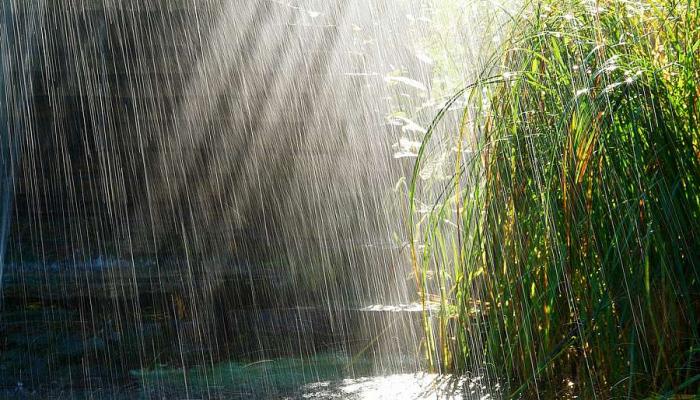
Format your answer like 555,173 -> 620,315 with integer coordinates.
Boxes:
296,373 -> 499,400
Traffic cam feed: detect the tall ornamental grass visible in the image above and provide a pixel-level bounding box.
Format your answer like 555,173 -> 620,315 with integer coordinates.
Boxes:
409,0 -> 700,396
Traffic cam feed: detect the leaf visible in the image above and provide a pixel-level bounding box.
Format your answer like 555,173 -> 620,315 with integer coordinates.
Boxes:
389,116 -> 427,133
385,76 -> 429,92
392,137 -> 422,159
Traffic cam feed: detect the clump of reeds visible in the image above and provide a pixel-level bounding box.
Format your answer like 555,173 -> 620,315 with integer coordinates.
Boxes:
409,0 -> 700,396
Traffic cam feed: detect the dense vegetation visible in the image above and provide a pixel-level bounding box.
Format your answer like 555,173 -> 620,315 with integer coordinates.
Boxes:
409,0 -> 700,396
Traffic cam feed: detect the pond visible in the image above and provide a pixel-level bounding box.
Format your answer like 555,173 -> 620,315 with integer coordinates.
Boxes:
0,259 -> 501,398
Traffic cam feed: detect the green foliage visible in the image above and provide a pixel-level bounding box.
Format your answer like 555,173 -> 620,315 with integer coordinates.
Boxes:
409,0 -> 700,396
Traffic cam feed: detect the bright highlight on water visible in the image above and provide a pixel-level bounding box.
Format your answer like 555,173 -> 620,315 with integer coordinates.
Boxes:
0,0 -> 698,398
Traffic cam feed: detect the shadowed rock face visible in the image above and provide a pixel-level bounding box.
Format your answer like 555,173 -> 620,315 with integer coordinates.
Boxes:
1,0 -> 48,287
7,1 -> 431,303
